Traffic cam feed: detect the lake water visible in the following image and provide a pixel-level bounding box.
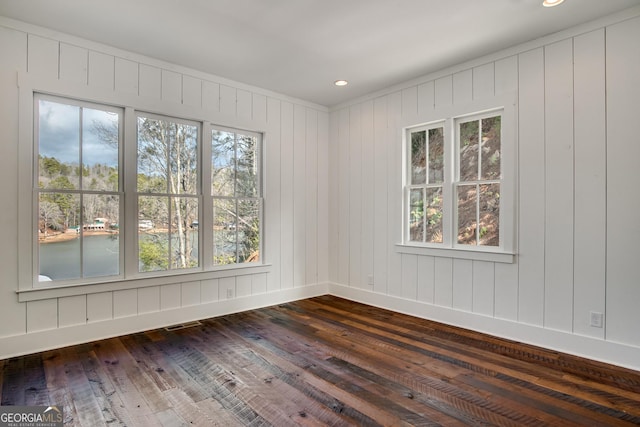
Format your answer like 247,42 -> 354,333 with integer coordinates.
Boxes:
39,234 -> 120,280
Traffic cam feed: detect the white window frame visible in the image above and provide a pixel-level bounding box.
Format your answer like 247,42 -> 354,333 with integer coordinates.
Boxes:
17,73 -> 268,301
398,93 -> 517,263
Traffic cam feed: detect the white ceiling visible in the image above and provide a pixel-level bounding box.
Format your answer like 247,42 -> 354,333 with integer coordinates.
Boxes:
1,0 -> 638,107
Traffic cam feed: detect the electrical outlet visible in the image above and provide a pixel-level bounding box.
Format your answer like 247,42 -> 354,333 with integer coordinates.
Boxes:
590,311 -> 604,328
226,288 -> 234,299
367,275 -> 374,286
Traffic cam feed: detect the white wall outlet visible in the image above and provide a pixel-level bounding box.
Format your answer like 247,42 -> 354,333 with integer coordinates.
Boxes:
226,288 -> 234,299
590,311 -> 604,328
367,275 -> 374,286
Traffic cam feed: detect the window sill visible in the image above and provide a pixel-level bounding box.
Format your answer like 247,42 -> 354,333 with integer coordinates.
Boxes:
17,263 -> 272,302
395,244 -> 515,263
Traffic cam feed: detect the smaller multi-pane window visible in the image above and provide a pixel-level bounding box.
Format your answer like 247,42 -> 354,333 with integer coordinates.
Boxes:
407,123 -> 445,244
404,109 -> 504,251
212,128 -> 262,265
456,114 -> 501,247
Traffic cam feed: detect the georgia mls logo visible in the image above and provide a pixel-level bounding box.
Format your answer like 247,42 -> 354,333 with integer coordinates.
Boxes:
0,405 -> 63,427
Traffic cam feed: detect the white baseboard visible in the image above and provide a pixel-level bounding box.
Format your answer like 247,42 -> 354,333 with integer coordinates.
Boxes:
328,283 -> 640,372
0,283 -> 328,359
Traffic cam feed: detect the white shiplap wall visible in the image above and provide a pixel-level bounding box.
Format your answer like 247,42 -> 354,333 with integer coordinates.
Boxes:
328,12 -> 640,370
0,19 -> 329,358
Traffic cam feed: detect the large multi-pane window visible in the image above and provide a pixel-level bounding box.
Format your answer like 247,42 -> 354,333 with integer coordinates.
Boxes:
405,109 -> 505,251
36,95 -> 122,282
33,94 -> 262,287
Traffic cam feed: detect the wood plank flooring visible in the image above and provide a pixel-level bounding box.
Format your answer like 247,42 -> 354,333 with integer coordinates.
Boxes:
2,295 -> 640,426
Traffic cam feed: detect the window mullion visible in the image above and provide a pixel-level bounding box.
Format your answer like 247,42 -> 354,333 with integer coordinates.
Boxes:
123,107 -> 138,278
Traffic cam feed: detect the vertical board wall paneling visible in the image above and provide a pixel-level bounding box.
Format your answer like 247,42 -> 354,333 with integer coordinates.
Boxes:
202,80 -> 220,115
605,16 -> 640,346
327,110 -> 340,284
87,292 -> 113,323
417,81 -> 435,116
493,54 -> 519,321
265,97 -> 282,291
236,89 -> 252,123
543,39 -> 575,332
453,69 -> 473,105
293,104 -> 307,287
517,48 -> 546,326
337,108 -> 350,286
305,109 -> 319,286
26,300 -> 58,333
417,255 -> 435,303
434,75 -> 453,108
161,69 -> 181,104
386,91 -> 403,298
114,57 -> 138,96
473,260 -> 495,316
373,97 -> 388,293
219,85 -> 237,118
27,34 -> 58,80
181,281 -> 201,306
252,93 -> 267,126
59,43 -> 87,85
279,102 -> 295,289
182,75 -> 202,109
573,29 -> 606,339
138,64 -> 161,99
349,104 -> 363,287
113,289 -> 138,318
236,275 -> 252,298
452,259 -> 473,311
402,254 -> 418,300
58,295 -> 87,328
160,284 -> 181,310
0,27 -> 27,337
360,100 -> 375,290
473,63 -> 495,100
434,257 -> 453,307
201,278 -> 220,304
138,286 -> 160,314
88,51 -> 115,91
317,111 -> 330,283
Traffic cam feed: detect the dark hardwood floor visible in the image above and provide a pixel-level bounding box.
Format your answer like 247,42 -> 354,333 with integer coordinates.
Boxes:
2,295 -> 639,426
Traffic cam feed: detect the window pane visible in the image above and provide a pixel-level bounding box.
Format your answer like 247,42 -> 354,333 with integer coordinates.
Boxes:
39,193 -> 80,280
428,127 -> 444,184
83,194 -> 119,278
425,187 -> 443,243
38,100 -> 80,190
459,120 -> 479,182
237,199 -> 260,263
212,130 -> 235,197
410,130 -> 426,185
481,116 -> 501,180
137,117 -> 168,193
213,198 -> 237,265
168,122 -> 198,195
138,196 -> 169,272
83,108 -> 119,191
457,184 -> 477,245
479,183 -> 500,247
170,196 -> 199,269
236,134 -> 259,197
409,189 -> 424,242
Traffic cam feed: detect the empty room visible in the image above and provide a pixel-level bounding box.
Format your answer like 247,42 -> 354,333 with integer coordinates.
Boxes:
0,0 -> 639,425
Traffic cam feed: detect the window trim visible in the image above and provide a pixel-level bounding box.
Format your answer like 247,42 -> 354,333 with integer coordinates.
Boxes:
398,92 -> 517,263
17,72 -> 268,297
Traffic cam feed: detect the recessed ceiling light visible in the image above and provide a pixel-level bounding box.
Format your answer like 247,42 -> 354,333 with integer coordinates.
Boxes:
542,0 -> 565,7
334,80 -> 348,87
